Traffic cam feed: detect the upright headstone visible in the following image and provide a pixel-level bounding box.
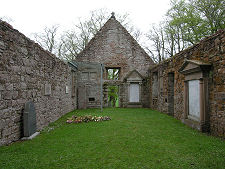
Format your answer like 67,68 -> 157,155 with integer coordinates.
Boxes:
23,101 -> 37,137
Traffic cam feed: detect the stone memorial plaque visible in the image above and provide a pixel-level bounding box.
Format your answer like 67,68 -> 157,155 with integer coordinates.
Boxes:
44,83 -> 51,95
188,80 -> 200,120
23,101 -> 37,137
129,84 -> 139,102
65,85 -> 69,94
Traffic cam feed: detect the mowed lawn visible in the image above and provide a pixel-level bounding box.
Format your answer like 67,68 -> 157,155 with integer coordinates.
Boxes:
0,108 -> 225,169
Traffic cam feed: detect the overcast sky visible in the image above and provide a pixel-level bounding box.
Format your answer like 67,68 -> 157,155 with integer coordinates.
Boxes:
1,0 -> 171,37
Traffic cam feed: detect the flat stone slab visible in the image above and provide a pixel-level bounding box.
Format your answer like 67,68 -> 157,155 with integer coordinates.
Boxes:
23,101 -> 37,137
21,132 -> 40,140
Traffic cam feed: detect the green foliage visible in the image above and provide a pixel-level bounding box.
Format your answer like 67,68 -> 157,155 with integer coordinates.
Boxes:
108,85 -> 119,107
167,0 -> 225,44
108,86 -> 118,98
107,68 -> 119,80
32,9 -> 142,61
146,0 -> 225,62
0,108 -> 225,169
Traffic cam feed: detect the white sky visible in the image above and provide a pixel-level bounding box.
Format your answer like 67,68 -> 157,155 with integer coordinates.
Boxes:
0,0 -> 171,37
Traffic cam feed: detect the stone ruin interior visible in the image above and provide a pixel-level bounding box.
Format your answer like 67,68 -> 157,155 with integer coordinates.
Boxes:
0,14 -> 224,145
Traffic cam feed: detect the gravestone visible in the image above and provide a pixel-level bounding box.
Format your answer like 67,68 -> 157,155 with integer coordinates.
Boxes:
23,101 -> 37,137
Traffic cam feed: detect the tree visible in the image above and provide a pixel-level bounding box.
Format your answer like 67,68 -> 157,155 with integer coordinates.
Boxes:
32,9 -> 143,61
191,0 -> 225,34
0,16 -> 13,23
59,9 -> 142,61
33,25 -> 60,54
167,0 -> 206,45
167,0 -> 225,44
145,23 -> 166,62
145,0 -> 225,62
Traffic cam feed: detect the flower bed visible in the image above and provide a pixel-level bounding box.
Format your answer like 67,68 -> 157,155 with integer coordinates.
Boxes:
66,115 -> 111,124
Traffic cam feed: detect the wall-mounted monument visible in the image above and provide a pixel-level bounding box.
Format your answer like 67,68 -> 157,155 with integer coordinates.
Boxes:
179,60 -> 211,132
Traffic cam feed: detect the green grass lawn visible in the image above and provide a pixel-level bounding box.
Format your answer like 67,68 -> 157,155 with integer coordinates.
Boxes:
0,108 -> 225,169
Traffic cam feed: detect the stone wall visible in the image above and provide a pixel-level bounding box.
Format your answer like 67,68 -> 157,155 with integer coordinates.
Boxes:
77,16 -> 154,78
0,21 -> 76,145
74,62 -> 102,109
77,16 -> 154,108
149,29 -> 225,137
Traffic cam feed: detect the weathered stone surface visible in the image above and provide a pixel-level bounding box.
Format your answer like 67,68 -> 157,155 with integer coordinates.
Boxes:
20,82 -> 27,90
23,101 -> 36,137
44,83 -> 51,95
0,84 -> 4,91
76,16 -> 154,108
0,20 -> 76,146
75,62 -> 101,109
149,29 -> 225,138
5,83 -> 13,91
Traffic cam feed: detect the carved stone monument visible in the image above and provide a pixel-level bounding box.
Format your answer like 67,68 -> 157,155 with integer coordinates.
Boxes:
23,101 -> 39,139
179,60 -> 211,132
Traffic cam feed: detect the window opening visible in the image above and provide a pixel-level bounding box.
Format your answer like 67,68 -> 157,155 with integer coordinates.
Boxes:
107,68 -> 120,80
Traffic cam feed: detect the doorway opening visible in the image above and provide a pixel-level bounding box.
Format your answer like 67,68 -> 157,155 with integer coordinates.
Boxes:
108,85 -> 119,107
168,72 -> 174,116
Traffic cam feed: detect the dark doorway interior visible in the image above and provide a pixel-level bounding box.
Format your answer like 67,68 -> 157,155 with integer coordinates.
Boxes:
168,73 -> 174,116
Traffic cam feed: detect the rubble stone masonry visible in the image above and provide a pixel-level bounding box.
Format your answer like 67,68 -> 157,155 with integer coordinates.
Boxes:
149,29 -> 225,137
77,17 -> 154,108
0,21 -> 75,146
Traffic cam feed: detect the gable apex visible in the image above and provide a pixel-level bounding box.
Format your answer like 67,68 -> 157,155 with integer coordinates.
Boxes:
111,12 -> 116,19
179,60 -> 211,75
125,70 -> 143,81
76,14 -> 154,64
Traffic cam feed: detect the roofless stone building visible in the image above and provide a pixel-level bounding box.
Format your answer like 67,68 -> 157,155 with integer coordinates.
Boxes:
149,29 -> 225,136
72,13 -> 154,109
0,20 -> 76,146
0,13 -> 224,146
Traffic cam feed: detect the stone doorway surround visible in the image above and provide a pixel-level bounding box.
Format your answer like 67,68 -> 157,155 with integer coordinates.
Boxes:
179,60 -> 211,132
125,70 -> 143,108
